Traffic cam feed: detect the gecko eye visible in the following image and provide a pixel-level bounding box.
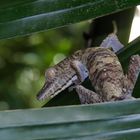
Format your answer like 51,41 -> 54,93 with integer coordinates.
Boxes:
45,67 -> 56,80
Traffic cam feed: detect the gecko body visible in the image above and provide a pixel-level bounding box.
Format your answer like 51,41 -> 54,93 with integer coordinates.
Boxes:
37,35 -> 140,104
80,47 -> 125,101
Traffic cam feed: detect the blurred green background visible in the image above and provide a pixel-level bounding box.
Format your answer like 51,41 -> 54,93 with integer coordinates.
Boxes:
0,3 -> 140,110
0,22 -> 88,110
0,1 -> 140,139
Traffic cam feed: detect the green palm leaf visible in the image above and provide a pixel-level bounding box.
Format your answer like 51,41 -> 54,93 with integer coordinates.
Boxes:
0,0 -> 140,39
0,99 -> 140,140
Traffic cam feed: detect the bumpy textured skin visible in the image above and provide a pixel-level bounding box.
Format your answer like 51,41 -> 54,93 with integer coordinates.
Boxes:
75,48 -> 140,103
86,48 -> 124,100
37,46 -> 140,103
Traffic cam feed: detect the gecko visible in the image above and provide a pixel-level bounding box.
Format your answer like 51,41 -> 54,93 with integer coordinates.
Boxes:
37,34 -> 140,104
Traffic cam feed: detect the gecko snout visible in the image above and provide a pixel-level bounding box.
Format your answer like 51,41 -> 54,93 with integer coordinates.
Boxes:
36,81 -> 53,100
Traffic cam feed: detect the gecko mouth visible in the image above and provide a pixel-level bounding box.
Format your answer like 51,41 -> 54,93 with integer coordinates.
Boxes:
37,75 -> 78,101
36,81 -> 53,100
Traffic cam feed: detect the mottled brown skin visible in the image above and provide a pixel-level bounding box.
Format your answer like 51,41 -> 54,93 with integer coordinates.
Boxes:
37,30 -> 140,103
37,39 -> 140,104
75,48 -> 140,104
82,47 -> 125,101
37,47 -> 140,104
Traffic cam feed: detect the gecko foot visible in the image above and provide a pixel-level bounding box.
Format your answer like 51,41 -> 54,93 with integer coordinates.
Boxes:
130,55 -> 140,67
75,85 -> 102,104
127,54 -> 140,85
124,54 -> 140,96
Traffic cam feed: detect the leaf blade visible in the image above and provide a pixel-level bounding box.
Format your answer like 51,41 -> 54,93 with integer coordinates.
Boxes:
0,0 -> 140,39
0,99 -> 140,139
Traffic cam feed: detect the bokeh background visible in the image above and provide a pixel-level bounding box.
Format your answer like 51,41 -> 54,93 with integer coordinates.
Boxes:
0,22 -> 88,110
0,6 -> 140,110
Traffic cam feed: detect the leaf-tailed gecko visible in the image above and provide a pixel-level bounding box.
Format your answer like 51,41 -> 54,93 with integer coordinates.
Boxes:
37,34 -> 140,104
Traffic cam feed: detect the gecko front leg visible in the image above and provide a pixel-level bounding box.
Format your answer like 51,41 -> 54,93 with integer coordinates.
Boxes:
68,60 -> 89,92
70,60 -> 89,84
70,60 -> 102,104
75,85 -> 102,104
124,55 -> 140,99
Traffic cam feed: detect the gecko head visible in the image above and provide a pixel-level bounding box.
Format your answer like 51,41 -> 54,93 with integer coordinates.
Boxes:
36,67 -> 75,101
37,67 -> 58,100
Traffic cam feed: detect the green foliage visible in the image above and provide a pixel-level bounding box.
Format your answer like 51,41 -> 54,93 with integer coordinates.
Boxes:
0,24 -> 88,109
0,0 -> 140,39
0,0 -> 140,139
0,100 -> 140,140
